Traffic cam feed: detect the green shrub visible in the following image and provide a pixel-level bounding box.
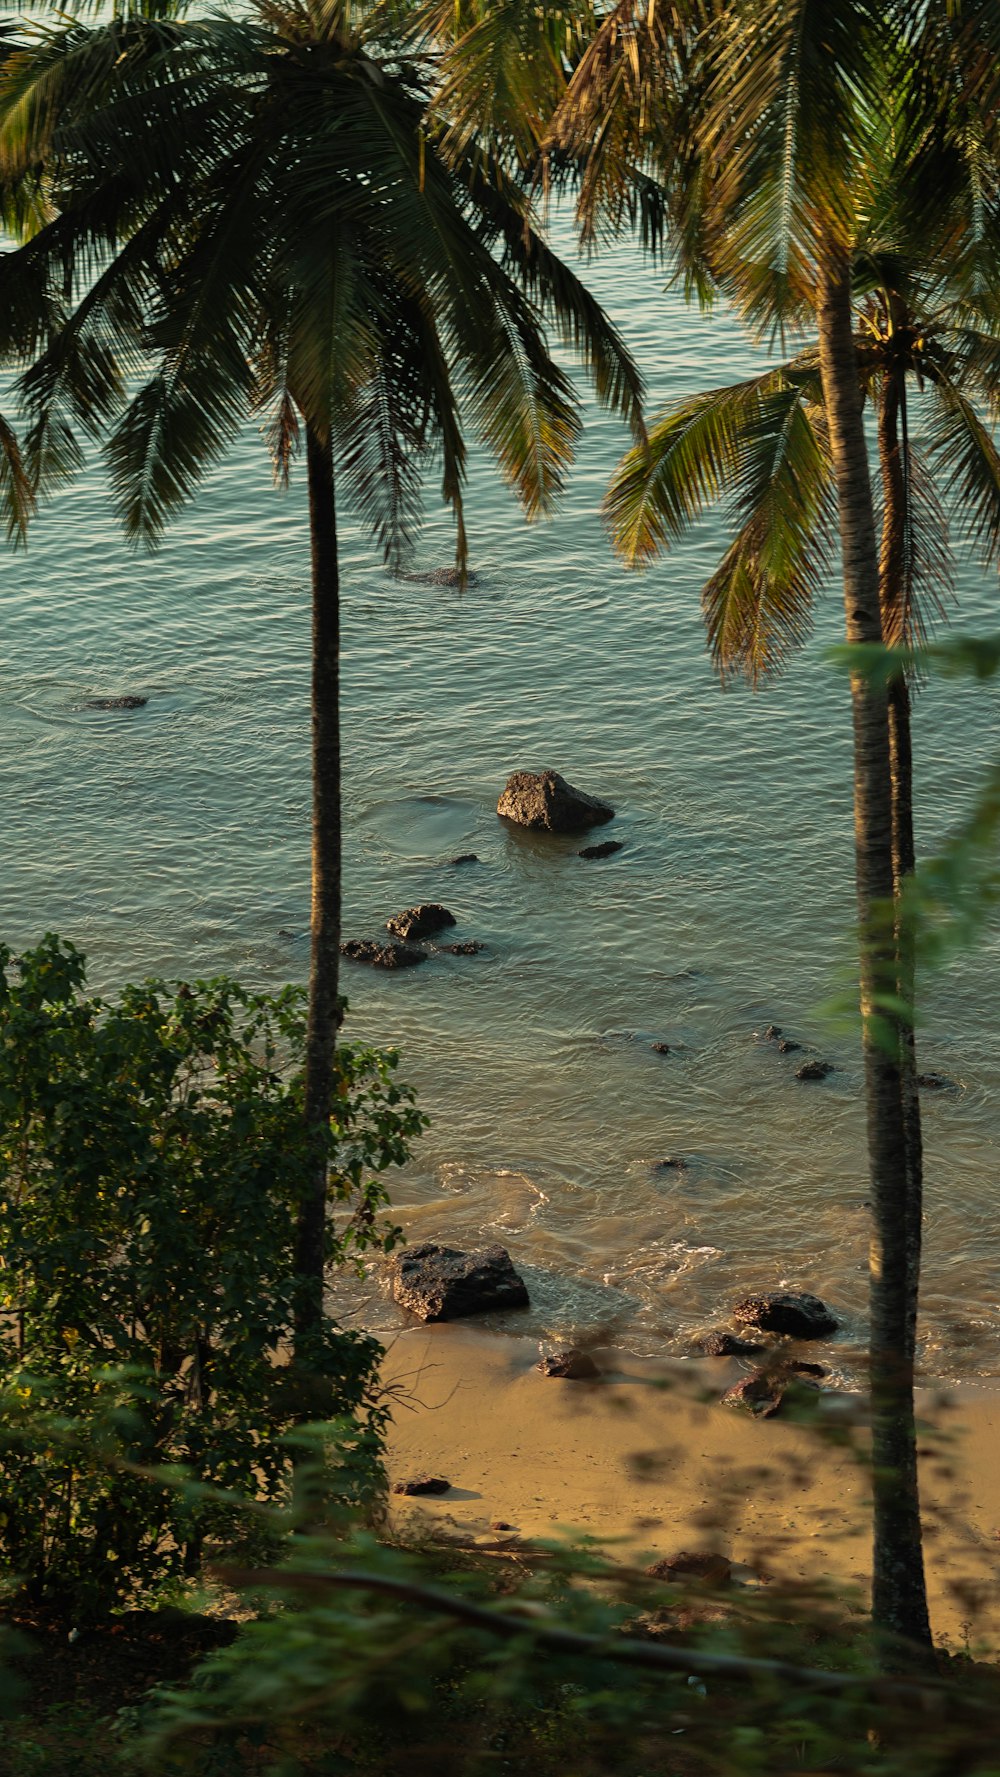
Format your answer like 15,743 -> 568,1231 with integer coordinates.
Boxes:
0,936 -> 424,1619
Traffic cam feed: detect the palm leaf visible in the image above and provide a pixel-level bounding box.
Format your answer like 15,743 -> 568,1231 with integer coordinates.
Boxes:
923,371 -> 1000,568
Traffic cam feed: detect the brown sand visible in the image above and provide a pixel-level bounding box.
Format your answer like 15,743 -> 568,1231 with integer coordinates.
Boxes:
382,1326 -> 1000,1650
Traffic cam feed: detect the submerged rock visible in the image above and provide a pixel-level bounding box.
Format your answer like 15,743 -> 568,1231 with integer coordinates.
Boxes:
497,769 -> 615,834
579,839 -> 624,860
340,939 -> 427,969
795,1059 -> 833,1081
650,1042 -> 671,1055
386,904 -> 456,940
536,1349 -> 600,1380
400,566 -> 479,587
390,1242 -> 530,1322
442,940 -> 485,955
450,853 -> 480,866
733,1291 -> 838,1339
699,1330 -> 765,1358
85,694 -> 148,710
653,1156 -> 687,1173
777,1038 -> 800,1054
918,1072 -> 958,1092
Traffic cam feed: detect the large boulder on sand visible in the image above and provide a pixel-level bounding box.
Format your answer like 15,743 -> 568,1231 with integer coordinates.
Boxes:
497,770 -> 614,834
390,1242 -> 530,1322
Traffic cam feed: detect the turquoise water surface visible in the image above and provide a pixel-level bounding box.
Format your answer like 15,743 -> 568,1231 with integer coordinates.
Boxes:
3,223 -> 999,1383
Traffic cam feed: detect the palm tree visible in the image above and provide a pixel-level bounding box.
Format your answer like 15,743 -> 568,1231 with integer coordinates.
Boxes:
606,252 -> 1000,1321
545,0 -> 938,1654
0,0 -> 643,1359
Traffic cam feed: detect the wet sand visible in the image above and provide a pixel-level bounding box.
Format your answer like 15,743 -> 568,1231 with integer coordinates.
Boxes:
382,1325 -> 1000,1650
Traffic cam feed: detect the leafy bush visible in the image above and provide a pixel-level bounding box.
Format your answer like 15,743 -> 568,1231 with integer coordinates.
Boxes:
0,936 -> 424,1618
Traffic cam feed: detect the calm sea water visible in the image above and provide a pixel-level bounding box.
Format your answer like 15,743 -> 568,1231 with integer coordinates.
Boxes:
3,223 -> 999,1384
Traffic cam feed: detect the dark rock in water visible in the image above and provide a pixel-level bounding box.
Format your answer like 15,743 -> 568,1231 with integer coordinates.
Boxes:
699,1330 -> 765,1358
497,769 -> 614,834
721,1370 -> 787,1418
442,940 -> 485,955
918,1072 -> 957,1092
795,1059 -> 833,1081
400,566 -> 479,587
733,1291 -> 838,1339
650,1042 -> 671,1055
386,904 -> 456,940
761,1024 -> 782,1041
646,1550 -> 732,1586
390,1242 -> 529,1322
450,853 -> 480,866
579,839 -> 624,860
392,1475 -> 451,1497
341,939 -> 427,969
86,694 -> 148,710
777,1038 -> 800,1054
536,1348 -> 600,1380
653,1155 -> 687,1172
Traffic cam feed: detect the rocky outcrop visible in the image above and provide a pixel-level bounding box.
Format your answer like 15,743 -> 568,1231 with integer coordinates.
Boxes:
386,904 -> 456,940
340,939 -> 427,969
86,695 -> 147,710
390,1242 -> 530,1322
536,1349 -> 600,1379
732,1292 -> 838,1339
579,840 -> 624,860
392,1475 -> 451,1496
497,770 -> 614,833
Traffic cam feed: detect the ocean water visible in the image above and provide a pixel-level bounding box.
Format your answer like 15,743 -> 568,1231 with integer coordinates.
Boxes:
3,224 -> 999,1385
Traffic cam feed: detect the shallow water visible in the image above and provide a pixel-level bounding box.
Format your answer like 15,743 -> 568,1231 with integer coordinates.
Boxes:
3,223 -> 999,1384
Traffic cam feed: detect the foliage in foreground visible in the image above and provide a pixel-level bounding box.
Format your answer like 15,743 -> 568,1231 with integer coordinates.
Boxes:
4,1516 -> 1000,1777
0,937 -> 424,1619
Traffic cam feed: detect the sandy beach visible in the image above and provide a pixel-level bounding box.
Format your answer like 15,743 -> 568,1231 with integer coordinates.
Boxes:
382,1326 -> 1000,1650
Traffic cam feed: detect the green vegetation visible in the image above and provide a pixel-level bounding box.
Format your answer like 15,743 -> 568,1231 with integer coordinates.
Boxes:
0,936 -> 422,1620
1,1 -> 1000,1770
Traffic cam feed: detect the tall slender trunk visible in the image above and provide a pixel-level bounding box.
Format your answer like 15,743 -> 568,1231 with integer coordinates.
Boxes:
877,364 -> 924,1364
816,251 -> 932,1657
293,422 -> 342,1355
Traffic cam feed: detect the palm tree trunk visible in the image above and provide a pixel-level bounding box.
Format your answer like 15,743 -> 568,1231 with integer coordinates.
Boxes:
816,251 -> 932,1657
294,421 -> 342,1355
877,365 -> 924,1365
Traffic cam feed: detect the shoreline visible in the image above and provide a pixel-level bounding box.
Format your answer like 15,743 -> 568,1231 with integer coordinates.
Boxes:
381,1324 -> 1000,1651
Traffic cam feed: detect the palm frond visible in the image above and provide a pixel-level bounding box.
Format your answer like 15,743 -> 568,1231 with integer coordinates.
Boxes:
603,372 -> 782,564
923,371 -> 1000,569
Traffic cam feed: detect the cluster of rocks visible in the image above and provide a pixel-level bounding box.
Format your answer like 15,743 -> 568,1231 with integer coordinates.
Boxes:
699,1290 -> 839,1417
342,769 -> 620,968
341,903 -> 484,970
